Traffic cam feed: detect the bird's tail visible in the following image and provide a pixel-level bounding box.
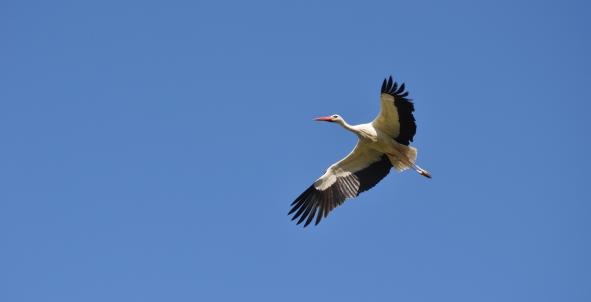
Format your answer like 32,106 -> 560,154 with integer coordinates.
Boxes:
387,146 -> 431,178
388,146 -> 417,172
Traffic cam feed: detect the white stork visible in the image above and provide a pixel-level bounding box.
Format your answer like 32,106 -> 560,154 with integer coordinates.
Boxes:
288,76 -> 431,227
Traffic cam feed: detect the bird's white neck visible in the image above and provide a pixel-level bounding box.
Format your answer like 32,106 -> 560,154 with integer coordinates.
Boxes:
335,118 -> 357,134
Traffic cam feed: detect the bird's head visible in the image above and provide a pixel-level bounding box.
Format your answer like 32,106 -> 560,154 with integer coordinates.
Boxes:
314,114 -> 342,123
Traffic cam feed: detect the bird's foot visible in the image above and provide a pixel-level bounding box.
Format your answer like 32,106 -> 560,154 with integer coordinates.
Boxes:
415,166 -> 432,179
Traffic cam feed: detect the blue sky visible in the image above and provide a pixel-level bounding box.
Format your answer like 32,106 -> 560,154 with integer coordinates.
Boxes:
1,0 -> 590,301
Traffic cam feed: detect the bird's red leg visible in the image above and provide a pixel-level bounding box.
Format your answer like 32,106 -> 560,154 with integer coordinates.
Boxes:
414,165 -> 432,179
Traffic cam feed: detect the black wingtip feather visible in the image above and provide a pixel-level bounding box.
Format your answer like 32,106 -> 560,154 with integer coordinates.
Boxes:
381,75 -> 407,97
396,83 -> 405,94
315,208 -> 323,225
291,196 -> 310,221
287,202 -> 302,215
296,200 -> 315,225
304,206 -> 318,227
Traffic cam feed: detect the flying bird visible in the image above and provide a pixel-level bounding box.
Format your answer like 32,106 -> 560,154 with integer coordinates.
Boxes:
288,76 -> 431,227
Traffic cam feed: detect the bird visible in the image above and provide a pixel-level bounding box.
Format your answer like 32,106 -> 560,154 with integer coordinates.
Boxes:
288,76 -> 431,227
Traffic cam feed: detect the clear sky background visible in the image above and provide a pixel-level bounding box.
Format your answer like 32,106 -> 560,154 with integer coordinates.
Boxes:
1,1 -> 590,301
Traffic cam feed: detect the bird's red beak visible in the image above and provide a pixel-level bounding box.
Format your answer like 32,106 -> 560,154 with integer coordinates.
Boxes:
314,116 -> 333,122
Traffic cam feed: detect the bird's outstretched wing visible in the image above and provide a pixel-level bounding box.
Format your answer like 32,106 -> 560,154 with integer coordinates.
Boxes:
372,76 -> 416,145
288,143 -> 392,227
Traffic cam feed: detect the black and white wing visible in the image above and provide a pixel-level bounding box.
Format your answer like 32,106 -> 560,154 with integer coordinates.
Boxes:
288,143 -> 392,227
372,76 -> 416,146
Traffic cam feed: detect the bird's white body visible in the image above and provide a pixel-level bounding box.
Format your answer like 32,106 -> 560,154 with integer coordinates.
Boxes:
351,123 -> 407,156
289,76 -> 430,227
313,121 -> 418,191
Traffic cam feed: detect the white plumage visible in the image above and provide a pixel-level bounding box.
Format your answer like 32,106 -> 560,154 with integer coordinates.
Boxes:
288,76 -> 431,227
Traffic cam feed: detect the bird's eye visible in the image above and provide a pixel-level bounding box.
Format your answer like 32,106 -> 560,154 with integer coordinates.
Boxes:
332,115 -> 338,118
